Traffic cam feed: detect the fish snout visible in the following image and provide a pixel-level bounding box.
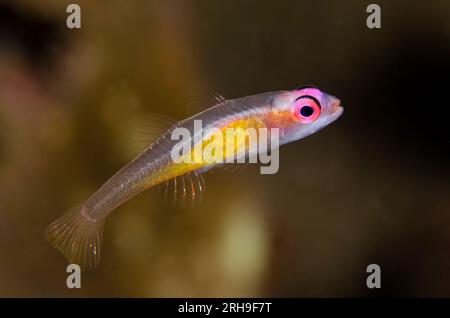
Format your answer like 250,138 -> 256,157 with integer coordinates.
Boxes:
332,97 -> 343,111
328,97 -> 343,118
331,98 -> 341,109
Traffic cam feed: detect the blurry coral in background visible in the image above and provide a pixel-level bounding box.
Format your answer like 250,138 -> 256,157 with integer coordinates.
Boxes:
0,0 -> 449,297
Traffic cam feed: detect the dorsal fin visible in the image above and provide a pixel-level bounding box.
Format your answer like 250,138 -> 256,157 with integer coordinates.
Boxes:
207,87 -> 226,103
126,113 -> 178,158
183,87 -> 227,117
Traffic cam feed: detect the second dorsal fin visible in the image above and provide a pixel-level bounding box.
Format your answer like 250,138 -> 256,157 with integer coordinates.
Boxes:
126,113 -> 178,158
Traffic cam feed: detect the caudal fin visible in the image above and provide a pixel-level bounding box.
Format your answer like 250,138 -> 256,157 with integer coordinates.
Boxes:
45,205 -> 104,271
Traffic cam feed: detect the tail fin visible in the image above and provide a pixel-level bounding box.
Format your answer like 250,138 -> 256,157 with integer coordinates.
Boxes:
45,205 -> 104,271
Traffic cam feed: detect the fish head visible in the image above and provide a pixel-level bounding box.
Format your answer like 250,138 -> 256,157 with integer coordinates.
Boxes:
268,85 -> 343,144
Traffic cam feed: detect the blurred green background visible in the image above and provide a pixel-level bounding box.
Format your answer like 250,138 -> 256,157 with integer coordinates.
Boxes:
0,0 -> 449,297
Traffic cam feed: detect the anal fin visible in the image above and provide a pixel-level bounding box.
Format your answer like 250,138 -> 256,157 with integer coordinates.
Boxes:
156,171 -> 206,208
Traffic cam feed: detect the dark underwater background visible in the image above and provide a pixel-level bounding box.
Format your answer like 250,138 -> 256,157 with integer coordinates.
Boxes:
0,0 -> 449,297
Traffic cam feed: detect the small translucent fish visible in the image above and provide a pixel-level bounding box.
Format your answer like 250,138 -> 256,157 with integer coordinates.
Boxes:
45,86 -> 343,270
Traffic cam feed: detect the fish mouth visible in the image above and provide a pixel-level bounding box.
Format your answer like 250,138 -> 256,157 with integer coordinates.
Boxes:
330,98 -> 344,118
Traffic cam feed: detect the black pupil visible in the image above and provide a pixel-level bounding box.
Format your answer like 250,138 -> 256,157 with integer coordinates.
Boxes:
300,105 -> 314,117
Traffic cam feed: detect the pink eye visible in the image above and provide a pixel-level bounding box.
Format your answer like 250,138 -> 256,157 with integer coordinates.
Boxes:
292,96 -> 321,123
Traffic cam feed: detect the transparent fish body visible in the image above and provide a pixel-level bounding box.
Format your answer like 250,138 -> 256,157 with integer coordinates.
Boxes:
45,87 -> 343,270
